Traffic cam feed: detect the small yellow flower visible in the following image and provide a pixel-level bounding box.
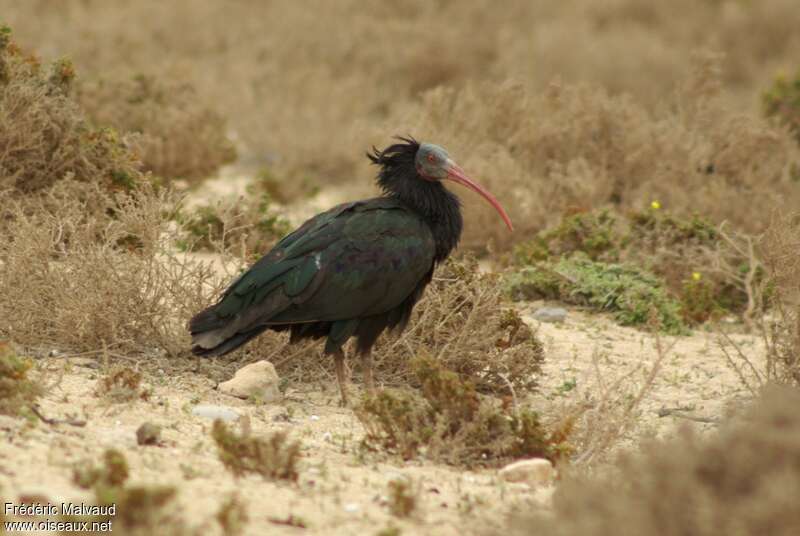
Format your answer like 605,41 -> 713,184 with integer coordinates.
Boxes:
650,200 -> 661,210
692,272 -> 702,281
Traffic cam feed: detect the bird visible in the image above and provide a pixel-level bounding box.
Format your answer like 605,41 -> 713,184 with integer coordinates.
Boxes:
189,137 -> 513,405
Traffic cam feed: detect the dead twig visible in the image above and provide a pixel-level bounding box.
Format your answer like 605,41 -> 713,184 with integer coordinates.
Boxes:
30,404 -> 87,427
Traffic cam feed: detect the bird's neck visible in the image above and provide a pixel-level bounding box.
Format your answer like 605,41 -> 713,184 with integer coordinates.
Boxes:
388,181 -> 463,262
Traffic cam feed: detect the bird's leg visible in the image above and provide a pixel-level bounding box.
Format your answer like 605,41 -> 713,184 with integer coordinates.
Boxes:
333,349 -> 349,406
362,349 -> 376,397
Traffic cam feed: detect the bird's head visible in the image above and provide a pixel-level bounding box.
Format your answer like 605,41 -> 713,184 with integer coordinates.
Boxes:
368,137 -> 513,231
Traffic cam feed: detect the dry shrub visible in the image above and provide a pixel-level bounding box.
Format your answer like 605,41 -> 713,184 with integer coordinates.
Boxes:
78,74 -> 236,183
760,214 -> 800,385
211,419 -> 300,481
377,53 -> 800,251
177,190 -> 289,261
0,341 -> 42,417
356,355 -> 569,467
0,26 -> 142,194
717,214 -> 800,392
509,385 -> 800,536
0,182 -> 224,356
272,258 -> 545,396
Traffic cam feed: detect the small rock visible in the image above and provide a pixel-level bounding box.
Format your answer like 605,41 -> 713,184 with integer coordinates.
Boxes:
343,502 -> 360,513
136,422 -> 161,446
218,360 -> 281,403
498,458 -> 556,486
191,404 -> 240,422
532,307 -> 567,323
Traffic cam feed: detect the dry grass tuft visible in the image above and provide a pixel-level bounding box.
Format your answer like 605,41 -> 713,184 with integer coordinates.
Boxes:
387,478 -> 417,518
95,365 -> 148,403
0,341 -> 42,418
356,355 -> 569,467
0,26 -> 143,194
211,419 -> 301,481
216,495 -> 249,536
78,74 -> 236,183
273,258 -> 545,396
508,385 -> 800,536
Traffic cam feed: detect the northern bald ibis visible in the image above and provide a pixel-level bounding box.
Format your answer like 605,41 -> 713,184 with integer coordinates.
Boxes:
190,137 -> 513,404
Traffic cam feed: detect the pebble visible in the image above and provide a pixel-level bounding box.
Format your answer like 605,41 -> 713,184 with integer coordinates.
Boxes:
136,422 -> 161,446
499,458 -> 556,486
191,404 -> 240,422
343,503 -> 360,513
218,360 -> 281,403
532,307 -> 568,323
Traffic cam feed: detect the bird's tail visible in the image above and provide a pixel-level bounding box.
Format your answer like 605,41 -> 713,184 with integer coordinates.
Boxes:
189,307 -> 267,357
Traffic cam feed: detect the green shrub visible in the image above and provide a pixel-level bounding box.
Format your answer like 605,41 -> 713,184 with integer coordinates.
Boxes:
0,342 -> 42,418
510,208 -> 756,327
763,68 -> 800,145
507,254 -> 687,334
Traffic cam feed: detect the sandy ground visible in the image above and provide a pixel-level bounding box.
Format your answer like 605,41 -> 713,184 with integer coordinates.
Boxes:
1,306 -> 764,536
1,174 -> 766,534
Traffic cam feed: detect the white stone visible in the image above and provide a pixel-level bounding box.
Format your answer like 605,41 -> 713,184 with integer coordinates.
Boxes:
218,360 -> 281,403
343,503 -> 360,513
498,458 -> 556,486
191,404 -> 240,422
532,307 -> 568,323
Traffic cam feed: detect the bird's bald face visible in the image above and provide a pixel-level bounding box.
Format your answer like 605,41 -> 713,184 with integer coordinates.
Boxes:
415,143 -> 451,180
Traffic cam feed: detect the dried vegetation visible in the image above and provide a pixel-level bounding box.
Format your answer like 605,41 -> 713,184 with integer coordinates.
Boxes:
77,74 -> 236,183
0,182 -> 224,357
0,25 -> 143,194
387,54 -> 800,251
356,355 -> 569,467
69,449 -> 195,535
508,386 -> 800,536
211,419 -> 301,481
2,2 -> 798,249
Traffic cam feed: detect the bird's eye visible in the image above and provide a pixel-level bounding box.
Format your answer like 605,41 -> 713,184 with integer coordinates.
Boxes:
427,154 -> 436,163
